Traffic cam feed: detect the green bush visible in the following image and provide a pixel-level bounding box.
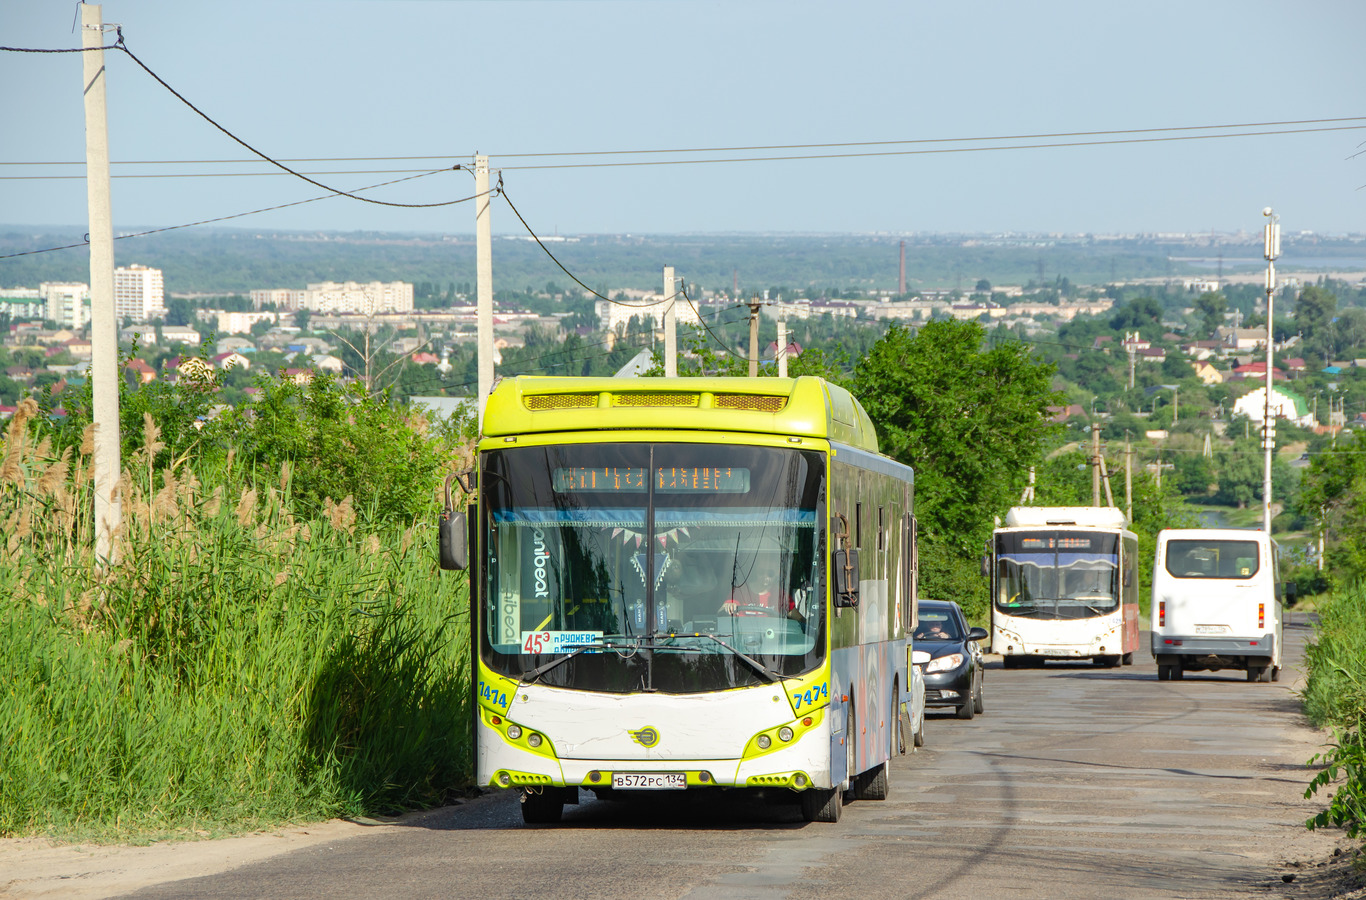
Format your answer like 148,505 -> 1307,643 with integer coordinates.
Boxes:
1,393 -> 472,840
1303,584 -> 1366,839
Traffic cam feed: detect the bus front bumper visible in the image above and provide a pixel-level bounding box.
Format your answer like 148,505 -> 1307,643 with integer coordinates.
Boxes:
477,714 -> 838,792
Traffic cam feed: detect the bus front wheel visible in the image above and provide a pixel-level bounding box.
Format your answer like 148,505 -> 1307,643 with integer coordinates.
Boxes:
800,787 -> 842,822
520,788 -> 565,824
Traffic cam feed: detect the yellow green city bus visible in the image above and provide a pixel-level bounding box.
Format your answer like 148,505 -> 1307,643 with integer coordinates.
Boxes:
439,375 -> 918,824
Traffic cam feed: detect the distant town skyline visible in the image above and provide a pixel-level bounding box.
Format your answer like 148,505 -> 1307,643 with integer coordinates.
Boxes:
2,1 -> 1364,239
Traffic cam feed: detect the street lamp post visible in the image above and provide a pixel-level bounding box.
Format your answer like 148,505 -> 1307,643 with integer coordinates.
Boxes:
1261,208 -> 1280,536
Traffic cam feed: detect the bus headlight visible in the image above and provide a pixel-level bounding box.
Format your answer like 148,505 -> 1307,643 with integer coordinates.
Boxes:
757,734 -> 772,750
778,726 -> 794,742
527,733 -> 543,748
506,724 -> 523,740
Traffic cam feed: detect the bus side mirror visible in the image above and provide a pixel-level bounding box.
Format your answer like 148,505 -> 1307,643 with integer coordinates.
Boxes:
1123,568 -> 1133,587
834,548 -> 860,607
980,554 -> 990,577
1280,581 -> 1296,602
439,509 -> 468,571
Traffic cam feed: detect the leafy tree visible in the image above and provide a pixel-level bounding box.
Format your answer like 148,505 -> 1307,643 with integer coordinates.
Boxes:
853,321 -> 1063,545
1294,285 -> 1338,358
852,321 -> 1063,621
164,297 -> 195,327
1194,291 -> 1227,336
1298,430 -> 1366,585
1110,297 -> 1162,332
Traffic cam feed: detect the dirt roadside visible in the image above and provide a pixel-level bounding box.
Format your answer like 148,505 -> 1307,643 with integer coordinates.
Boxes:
0,802 -> 478,900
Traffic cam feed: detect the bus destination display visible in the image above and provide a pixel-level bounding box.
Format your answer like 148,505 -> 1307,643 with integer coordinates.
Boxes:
552,467 -> 751,493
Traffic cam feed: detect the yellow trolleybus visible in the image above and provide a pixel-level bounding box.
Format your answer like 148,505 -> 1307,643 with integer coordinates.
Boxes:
440,376 -> 918,823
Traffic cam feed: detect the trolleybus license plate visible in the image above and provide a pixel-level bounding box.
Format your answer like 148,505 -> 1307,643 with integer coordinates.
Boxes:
612,772 -> 686,790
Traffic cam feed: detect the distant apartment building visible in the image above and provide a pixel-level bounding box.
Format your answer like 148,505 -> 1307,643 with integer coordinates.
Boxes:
250,281 -> 413,315
211,310 -> 277,335
0,287 -> 44,322
595,296 -> 702,333
39,282 -> 91,328
114,264 -> 166,323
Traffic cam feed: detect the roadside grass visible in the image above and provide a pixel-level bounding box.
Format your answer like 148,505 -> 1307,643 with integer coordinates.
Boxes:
1,400 -> 471,841
1303,582 -> 1366,839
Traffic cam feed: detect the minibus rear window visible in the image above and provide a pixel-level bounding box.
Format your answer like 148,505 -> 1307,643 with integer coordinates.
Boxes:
1165,540 -> 1260,579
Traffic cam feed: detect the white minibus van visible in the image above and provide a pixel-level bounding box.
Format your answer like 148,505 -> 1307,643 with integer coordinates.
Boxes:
1150,528 -> 1285,682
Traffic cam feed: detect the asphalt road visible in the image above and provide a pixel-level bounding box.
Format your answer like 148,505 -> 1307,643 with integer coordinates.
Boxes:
123,620 -> 1340,900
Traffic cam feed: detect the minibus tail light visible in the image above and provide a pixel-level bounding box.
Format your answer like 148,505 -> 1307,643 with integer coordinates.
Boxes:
1158,601 -> 1165,628
1259,603 -> 1265,629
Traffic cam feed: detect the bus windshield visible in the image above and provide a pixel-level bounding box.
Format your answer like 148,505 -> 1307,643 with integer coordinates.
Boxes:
480,443 -> 826,693
995,531 -> 1120,620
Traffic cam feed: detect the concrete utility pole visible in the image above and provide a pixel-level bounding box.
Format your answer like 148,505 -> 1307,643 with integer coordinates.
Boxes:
776,315 -> 788,378
1261,208 -> 1280,535
747,298 -> 763,378
83,3 -> 120,564
475,154 -> 494,429
1124,439 -> 1133,522
663,266 -> 677,377
1091,424 -> 1101,507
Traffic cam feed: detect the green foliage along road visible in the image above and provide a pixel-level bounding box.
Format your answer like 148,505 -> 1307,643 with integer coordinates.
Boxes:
1,378 -> 473,839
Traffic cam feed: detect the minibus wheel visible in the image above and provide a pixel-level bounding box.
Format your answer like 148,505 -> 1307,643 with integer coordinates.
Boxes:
1157,665 -> 1172,681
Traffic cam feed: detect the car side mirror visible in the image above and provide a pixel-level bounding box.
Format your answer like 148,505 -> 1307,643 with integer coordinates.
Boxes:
833,548 -> 860,608
967,626 -> 988,643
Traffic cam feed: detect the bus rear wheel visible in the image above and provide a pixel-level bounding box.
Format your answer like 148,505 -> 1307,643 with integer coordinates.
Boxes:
1095,655 -> 1121,668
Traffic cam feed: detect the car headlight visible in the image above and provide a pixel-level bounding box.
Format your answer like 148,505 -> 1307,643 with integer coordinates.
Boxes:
925,653 -> 965,674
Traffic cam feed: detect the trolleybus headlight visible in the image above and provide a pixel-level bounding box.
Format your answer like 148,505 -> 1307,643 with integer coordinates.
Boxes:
778,726 -> 794,742
527,733 -> 542,748
506,724 -> 523,740
757,734 -> 772,750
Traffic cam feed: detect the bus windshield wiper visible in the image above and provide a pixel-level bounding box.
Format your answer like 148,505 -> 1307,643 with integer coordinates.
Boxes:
519,637 -> 629,684
694,634 -> 784,683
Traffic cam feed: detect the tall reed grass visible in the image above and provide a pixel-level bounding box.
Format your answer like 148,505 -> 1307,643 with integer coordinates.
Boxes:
1,399 -> 471,839
1302,583 -> 1366,838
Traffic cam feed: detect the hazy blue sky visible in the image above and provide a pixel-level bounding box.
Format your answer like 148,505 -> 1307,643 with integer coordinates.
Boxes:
3,1 -> 1364,236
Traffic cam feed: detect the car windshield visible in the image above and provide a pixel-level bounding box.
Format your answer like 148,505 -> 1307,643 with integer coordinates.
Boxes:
995,530 -> 1120,620
480,442 -> 826,693
914,612 -> 962,641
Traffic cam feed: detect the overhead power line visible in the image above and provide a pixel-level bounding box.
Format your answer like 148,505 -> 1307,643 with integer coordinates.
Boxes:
5,116 -> 1364,170
1,35 -> 475,208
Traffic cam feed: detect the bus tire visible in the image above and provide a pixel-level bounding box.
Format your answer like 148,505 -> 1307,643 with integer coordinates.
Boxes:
1271,666 -> 1281,682
1122,652 -> 1134,665
1157,664 -> 1172,681
1095,655 -> 1121,668
520,788 -> 565,825
1172,665 -> 1184,680
853,761 -> 889,801
801,787 -> 842,823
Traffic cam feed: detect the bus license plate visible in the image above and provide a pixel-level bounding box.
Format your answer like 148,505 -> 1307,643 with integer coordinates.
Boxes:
1195,625 -> 1226,635
611,772 -> 686,790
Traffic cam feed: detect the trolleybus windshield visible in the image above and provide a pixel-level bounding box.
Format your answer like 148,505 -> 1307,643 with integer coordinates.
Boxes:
480,443 -> 826,693
995,531 -> 1120,619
